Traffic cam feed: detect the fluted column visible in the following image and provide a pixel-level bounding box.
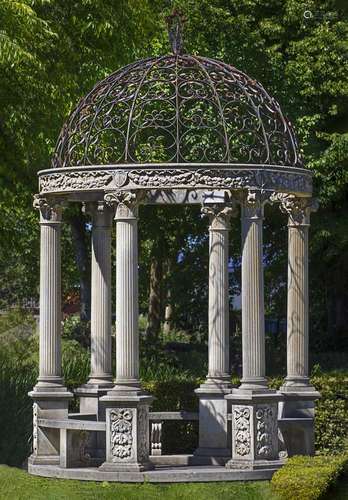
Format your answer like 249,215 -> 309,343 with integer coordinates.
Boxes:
34,198 -> 64,390
87,202 -> 113,386
240,191 -> 267,391
281,197 -> 317,391
106,192 -> 141,393
203,205 -> 234,387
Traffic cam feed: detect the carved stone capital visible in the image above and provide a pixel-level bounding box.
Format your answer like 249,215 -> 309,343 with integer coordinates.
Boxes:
271,193 -> 318,225
104,191 -> 142,220
240,189 -> 269,219
33,195 -> 62,223
201,204 -> 237,230
82,201 -> 113,227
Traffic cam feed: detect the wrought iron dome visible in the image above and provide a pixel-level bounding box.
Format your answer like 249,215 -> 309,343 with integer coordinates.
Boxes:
52,54 -> 303,170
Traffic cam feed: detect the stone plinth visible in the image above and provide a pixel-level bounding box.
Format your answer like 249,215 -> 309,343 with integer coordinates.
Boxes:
28,391 -> 73,466
100,394 -> 154,472
225,392 -> 283,470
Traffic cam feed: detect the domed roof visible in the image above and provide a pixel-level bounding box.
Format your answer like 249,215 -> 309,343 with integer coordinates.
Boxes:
52,53 -> 303,170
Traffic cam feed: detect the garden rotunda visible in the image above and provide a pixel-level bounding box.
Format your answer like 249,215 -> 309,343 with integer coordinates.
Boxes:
28,14 -> 320,481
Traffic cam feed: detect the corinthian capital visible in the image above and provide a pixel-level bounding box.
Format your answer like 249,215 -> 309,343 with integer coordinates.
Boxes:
201,204 -> 237,230
104,190 -> 143,219
33,195 -> 62,222
240,189 -> 269,219
82,201 -> 113,226
271,193 -> 318,225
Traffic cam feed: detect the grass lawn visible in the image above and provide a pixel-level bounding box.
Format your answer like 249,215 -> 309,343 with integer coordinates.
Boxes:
0,465 -> 277,500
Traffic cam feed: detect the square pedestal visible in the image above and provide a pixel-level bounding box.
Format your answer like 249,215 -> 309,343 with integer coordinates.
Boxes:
194,384 -> 232,459
99,393 -> 154,472
278,388 -> 320,456
28,389 -> 73,465
225,391 -> 283,470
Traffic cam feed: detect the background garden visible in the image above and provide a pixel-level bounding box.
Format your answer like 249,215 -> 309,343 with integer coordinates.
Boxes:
0,1 -> 347,499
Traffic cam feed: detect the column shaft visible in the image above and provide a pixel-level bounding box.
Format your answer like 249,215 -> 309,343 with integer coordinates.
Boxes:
37,206 -> 63,388
285,222 -> 309,385
89,205 -> 113,385
115,205 -> 140,388
240,204 -> 267,390
207,215 -> 230,384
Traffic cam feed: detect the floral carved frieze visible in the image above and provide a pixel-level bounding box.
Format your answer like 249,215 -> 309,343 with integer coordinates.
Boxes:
39,170 -> 113,193
233,406 -> 251,457
39,168 -> 312,196
110,408 -> 134,461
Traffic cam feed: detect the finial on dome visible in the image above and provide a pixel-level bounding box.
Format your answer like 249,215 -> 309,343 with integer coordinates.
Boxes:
166,8 -> 186,55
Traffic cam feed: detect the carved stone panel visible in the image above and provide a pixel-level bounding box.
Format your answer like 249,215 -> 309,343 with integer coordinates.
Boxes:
233,406 -> 252,458
255,404 -> 278,459
110,408 -> 135,462
32,403 -> 38,454
137,405 -> 149,463
230,401 -> 279,465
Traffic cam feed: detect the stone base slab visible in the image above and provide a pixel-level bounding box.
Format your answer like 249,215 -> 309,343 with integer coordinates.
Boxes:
28,463 -> 279,482
225,458 -> 284,471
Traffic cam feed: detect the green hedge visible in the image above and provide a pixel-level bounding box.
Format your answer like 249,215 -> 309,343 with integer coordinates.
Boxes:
271,454 -> 348,500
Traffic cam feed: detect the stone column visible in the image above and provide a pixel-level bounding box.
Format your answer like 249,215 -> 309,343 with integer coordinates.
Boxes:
100,191 -> 153,472
88,202 -> 113,387
75,202 -> 113,421
29,196 -> 72,466
226,191 -> 281,470
113,193 -> 140,391
239,191 -> 267,391
280,197 -> 317,390
195,203 -> 235,460
277,196 -> 320,457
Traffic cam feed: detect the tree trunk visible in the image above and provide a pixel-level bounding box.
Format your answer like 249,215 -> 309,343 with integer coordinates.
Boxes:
69,214 -> 91,321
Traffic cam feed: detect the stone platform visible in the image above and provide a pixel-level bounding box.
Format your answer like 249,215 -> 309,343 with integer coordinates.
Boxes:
28,462 -> 281,483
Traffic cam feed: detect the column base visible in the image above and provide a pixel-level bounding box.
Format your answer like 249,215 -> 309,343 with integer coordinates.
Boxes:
280,377 -> 319,394
238,376 -> 269,392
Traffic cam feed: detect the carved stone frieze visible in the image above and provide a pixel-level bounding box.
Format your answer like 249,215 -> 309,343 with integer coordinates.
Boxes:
38,168 -> 312,197
39,170 -> 113,193
110,408 -> 134,461
233,406 -> 251,457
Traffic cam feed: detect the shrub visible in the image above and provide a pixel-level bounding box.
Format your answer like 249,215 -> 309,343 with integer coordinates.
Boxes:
271,454 -> 348,500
